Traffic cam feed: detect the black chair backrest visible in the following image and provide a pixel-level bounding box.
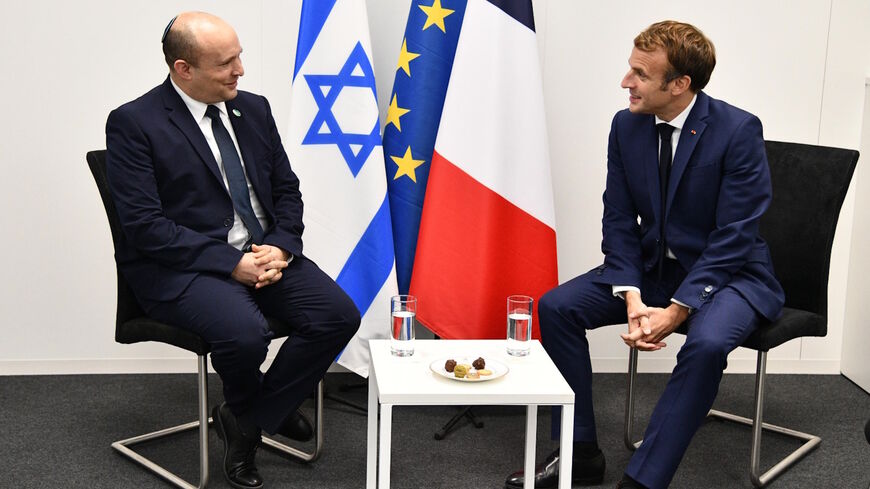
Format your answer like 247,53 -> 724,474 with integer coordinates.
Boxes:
760,141 -> 858,318
86,150 -> 149,331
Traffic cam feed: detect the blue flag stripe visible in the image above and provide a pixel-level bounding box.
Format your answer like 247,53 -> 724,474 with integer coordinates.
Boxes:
336,195 -> 395,317
293,0 -> 337,80
486,0 -> 535,32
384,0 -> 468,294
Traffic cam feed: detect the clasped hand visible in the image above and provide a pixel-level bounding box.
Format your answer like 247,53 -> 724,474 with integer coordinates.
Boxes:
231,244 -> 290,289
619,291 -> 688,351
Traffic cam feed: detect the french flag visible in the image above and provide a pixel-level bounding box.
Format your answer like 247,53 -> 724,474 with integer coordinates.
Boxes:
404,0 -> 558,339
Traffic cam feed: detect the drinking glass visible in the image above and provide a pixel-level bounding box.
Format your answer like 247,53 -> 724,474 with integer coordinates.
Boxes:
506,295 -> 533,356
390,295 -> 416,356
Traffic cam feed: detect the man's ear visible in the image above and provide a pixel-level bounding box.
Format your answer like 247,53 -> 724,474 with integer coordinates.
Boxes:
671,75 -> 692,96
173,59 -> 193,80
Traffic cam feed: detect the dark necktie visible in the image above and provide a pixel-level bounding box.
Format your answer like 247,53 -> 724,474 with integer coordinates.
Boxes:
205,105 -> 264,246
657,123 -> 675,279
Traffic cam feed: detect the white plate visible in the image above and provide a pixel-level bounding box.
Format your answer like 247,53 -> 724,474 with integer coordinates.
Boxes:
429,356 -> 509,382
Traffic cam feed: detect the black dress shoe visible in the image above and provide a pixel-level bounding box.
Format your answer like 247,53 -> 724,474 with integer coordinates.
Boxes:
212,403 -> 264,489
504,448 -> 605,488
277,409 -> 314,442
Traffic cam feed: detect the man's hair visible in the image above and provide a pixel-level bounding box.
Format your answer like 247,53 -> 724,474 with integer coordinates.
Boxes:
634,20 -> 716,92
162,22 -> 200,70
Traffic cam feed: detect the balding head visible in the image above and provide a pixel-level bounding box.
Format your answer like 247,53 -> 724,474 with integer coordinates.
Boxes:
162,12 -> 234,70
162,12 -> 245,103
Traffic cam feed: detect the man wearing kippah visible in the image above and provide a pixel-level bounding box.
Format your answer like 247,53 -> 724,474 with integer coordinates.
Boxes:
106,12 -> 360,489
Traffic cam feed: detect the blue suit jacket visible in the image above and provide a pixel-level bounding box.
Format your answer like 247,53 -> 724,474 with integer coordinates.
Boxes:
106,77 -> 304,302
593,91 -> 784,321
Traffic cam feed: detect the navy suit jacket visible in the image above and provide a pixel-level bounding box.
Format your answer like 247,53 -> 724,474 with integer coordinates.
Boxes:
106,77 -> 304,302
593,91 -> 784,321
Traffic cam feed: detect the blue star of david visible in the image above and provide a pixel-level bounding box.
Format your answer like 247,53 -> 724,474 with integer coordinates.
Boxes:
302,42 -> 380,177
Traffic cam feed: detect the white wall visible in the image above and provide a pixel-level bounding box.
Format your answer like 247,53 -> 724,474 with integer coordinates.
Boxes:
0,0 -> 867,375
841,80 -> 870,393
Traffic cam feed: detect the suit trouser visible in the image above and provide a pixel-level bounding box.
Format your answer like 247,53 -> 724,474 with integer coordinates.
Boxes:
540,260 -> 762,489
141,255 -> 361,434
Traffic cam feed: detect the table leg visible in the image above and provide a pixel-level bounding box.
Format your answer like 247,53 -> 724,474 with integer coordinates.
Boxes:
379,404 -> 392,489
524,404 -> 537,489
558,404 -> 574,489
366,364 -> 379,489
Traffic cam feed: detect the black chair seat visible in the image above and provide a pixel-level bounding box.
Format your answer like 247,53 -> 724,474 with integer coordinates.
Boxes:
117,318 -> 211,355
743,308 -> 826,351
669,307 -> 826,353
117,317 -> 296,356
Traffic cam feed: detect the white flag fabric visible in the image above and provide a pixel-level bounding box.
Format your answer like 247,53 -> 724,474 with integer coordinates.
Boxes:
287,0 -> 397,377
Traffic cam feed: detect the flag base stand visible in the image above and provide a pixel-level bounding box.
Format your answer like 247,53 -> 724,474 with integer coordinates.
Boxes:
434,406 -> 484,440
324,380 -> 367,415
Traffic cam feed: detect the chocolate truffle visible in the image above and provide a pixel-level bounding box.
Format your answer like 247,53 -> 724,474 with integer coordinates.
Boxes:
444,359 -> 457,373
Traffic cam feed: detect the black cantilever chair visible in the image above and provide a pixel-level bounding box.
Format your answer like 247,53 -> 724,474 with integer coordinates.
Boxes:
87,150 -> 323,489
624,141 -> 859,487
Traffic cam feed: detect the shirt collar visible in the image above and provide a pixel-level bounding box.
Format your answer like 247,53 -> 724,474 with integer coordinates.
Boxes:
169,77 -> 228,122
655,93 -> 697,131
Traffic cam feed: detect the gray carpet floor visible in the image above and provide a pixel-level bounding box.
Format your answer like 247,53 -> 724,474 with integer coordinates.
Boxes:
1,372 -> 868,488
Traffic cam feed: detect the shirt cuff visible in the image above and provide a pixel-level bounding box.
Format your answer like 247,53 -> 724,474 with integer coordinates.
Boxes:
612,285 -> 640,300
670,297 -> 692,313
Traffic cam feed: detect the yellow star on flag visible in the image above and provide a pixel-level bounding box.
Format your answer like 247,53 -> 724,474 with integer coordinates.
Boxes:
396,39 -> 420,76
419,0 -> 454,33
385,94 -> 410,132
391,147 -> 425,182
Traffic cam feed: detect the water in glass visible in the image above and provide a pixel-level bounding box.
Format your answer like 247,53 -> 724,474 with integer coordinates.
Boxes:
390,310 -> 415,356
506,312 -> 532,356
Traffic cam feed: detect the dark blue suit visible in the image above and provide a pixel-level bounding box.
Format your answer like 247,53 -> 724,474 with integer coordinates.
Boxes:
106,78 -> 360,433
541,92 -> 784,488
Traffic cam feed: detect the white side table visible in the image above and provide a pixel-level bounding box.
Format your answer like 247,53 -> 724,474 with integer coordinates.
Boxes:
366,339 -> 575,489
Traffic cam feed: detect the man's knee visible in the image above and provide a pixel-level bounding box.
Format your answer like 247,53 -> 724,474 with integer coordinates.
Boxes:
211,323 -> 270,369
539,281 -> 594,334
680,335 -> 729,370
539,286 -> 569,326
325,291 -> 361,339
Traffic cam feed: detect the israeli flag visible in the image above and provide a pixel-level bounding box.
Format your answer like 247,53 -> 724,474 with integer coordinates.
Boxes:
287,0 -> 397,377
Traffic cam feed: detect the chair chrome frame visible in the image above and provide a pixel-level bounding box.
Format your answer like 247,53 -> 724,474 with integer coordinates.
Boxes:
111,355 -> 324,489
624,348 -> 820,488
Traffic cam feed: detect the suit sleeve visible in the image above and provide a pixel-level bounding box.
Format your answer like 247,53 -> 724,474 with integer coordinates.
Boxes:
105,108 -> 243,275
599,113 -> 644,288
673,114 -> 771,309
259,96 -> 304,257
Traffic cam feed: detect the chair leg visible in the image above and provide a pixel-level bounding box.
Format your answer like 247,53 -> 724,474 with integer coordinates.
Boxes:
112,356 -> 325,488
112,354 -> 211,489
707,350 -> 821,487
260,379 -> 324,463
624,347 -> 642,450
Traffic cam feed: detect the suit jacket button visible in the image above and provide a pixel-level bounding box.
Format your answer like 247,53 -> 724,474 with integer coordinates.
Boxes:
223,218 -> 232,227
704,285 -> 713,293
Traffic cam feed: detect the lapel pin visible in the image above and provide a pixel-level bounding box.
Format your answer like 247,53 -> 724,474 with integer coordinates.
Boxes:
232,109 -> 242,117
690,129 -> 697,135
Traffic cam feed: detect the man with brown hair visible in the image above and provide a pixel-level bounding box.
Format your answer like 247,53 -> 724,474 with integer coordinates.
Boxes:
106,12 -> 361,489
505,21 -> 783,489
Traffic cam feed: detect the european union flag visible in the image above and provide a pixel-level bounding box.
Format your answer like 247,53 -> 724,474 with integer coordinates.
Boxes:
383,0 -> 468,294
